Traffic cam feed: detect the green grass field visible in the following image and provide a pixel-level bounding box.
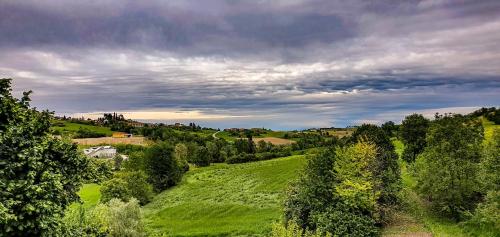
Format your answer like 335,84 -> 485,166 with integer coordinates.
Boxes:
68,183 -> 101,211
51,120 -> 114,137
143,155 -> 307,236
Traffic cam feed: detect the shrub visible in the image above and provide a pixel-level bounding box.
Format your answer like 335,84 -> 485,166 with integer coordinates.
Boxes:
83,158 -> 113,183
271,220 -> 328,237
100,178 -> 132,203
115,171 -> 154,205
74,127 -> 106,138
106,198 -> 145,237
226,153 -> 257,164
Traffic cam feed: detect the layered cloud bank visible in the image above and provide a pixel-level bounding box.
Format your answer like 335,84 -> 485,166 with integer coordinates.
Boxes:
1,0 -> 499,129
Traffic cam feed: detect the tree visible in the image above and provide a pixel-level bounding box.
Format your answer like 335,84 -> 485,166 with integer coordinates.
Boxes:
414,114 -> 483,219
0,79 -> 91,236
193,146 -> 211,167
143,142 -> 183,191
381,121 -> 397,137
206,141 -> 221,163
100,178 -> 132,203
284,142 -> 382,236
115,171 -> 154,205
349,124 -> 401,211
400,114 -> 430,162
174,143 -> 189,171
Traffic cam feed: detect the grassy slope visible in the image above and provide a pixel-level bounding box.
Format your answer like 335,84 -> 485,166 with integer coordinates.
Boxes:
69,183 -> 101,211
143,155 -> 307,236
51,121 -> 114,136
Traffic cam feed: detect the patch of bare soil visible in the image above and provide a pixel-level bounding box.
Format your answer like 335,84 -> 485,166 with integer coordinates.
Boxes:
252,137 -> 295,145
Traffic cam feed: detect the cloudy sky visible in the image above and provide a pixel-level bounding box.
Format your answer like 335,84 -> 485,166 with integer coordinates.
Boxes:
1,0 -> 499,129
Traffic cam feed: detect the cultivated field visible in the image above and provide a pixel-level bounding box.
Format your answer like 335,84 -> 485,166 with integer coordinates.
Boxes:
72,136 -> 147,145
253,137 -> 295,145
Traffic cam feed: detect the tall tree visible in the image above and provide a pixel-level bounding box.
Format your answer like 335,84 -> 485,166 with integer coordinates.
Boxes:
143,142 -> 183,191
414,114 -> 483,219
400,114 -> 430,162
0,79 -> 90,236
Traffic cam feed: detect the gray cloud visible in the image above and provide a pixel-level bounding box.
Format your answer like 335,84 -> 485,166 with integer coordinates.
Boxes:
1,0 -> 500,129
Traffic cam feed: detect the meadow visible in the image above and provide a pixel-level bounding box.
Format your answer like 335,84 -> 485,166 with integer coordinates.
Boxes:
142,155 -> 306,236
51,120 -> 114,137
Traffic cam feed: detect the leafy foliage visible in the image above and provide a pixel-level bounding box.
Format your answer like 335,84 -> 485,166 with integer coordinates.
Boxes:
143,142 -> 183,191
0,78 -> 91,236
100,178 -> 132,203
400,114 -> 430,163
349,124 -> 401,211
284,142 -> 387,236
414,114 -> 483,219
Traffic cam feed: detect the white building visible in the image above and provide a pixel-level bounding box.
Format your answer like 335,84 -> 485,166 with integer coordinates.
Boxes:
83,146 -> 116,158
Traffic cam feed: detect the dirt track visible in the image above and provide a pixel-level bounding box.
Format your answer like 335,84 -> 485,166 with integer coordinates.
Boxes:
72,137 -> 147,146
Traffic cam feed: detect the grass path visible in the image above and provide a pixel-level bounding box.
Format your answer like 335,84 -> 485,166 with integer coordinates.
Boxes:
143,155 -> 307,236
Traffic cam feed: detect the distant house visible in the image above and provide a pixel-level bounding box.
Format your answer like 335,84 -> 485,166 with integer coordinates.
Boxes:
127,120 -> 145,127
83,146 -> 116,158
112,132 -> 132,138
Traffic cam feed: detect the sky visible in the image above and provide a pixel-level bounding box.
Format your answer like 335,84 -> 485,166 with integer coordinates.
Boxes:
1,0 -> 499,129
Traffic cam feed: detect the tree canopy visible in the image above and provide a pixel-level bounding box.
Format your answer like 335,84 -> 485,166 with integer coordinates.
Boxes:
0,78 -> 90,235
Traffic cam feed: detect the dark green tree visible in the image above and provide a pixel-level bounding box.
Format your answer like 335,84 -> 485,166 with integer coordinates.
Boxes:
0,79 -> 90,236
400,114 -> 430,162
193,146 -> 211,167
143,142 -> 183,191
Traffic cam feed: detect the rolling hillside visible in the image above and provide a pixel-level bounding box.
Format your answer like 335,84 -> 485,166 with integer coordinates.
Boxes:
143,155 -> 307,236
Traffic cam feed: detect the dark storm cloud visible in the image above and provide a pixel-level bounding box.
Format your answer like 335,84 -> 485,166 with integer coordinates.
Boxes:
1,0 -> 500,128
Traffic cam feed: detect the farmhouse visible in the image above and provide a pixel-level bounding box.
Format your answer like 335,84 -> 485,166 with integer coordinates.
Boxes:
83,146 -> 116,158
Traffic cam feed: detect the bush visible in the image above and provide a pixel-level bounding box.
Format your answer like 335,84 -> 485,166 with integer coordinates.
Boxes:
100,178 -> 132,203
106,198 -> 145,237
63,198 -> 145,237
465,191 -> 500,234
115,171 -> 154,205
83,158 -> 113,183
74,127 -> 106,138
271,220 -> 328,237
226,153 -> 257,164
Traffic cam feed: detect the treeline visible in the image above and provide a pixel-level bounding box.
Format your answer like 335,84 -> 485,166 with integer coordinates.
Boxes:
470,107 -> 500,124
276,112 -> 499,236
400,113 -> 499,234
